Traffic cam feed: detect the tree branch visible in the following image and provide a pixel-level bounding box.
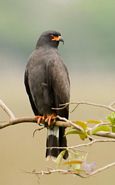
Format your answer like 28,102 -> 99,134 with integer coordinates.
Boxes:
1,98 -> 115,177
47,138 -> 115,150
0,99 -> 115,139
70,101 -> 115,112
0,99 -> 15,120
23,161 -> 115,177
1,116 -> 115,139
52,101 -> 115,112
0,117 -> 36,129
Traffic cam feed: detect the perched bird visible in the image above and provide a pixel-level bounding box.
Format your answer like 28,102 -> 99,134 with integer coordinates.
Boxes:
24,30 -> 70,159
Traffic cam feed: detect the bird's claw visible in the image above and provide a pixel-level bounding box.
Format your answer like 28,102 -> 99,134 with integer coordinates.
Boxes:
45,114 -> 56,126
35,115 -> 45,125
35,114 -> 56,126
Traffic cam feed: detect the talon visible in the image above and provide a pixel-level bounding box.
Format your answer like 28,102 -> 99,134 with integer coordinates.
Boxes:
45,114 -> 56,126
35,116 -> 45,124
35,114 -> 56,126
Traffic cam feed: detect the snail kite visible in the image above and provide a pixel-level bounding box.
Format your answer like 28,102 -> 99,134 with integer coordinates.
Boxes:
24,30 -> 70,159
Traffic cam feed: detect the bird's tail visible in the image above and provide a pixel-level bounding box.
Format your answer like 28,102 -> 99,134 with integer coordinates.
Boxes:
46,126 -> 59,158
59,127 -> 68,159
46,126 -> 68,159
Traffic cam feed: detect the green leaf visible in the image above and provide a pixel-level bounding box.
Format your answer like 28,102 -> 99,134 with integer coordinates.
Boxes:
107,112 -> 115,122
107,112 -> 115,132
112,126 -> 115,133
74,121 -> 88,130
65,120 -> 88,136
65,127 -> 88,140
87,120 -> 101,124
55,150 -> 66,166
74,121 -> 88,140
65,127 -> 80,135
92,125 -> 111,135
79,133 -> 88,140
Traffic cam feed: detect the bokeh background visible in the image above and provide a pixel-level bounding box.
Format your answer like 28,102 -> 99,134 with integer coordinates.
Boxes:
0,0 -> 115,184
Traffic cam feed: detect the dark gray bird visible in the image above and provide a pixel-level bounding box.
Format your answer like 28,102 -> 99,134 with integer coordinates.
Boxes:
24,30 -> 70,159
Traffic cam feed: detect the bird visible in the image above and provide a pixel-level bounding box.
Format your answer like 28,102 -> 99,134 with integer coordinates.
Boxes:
24,30 -> 70,159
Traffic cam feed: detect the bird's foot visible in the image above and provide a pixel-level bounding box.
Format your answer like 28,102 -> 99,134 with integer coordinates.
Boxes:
35,114 -> 56,126
45,114 -> 56,126
35,115 -> 45,124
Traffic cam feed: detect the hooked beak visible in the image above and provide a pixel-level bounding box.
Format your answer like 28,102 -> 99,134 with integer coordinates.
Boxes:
59,36 -> 64,44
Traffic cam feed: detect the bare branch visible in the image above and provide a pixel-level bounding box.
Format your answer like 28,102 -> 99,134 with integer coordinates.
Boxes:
69,101 -> 115,112
109,101 -> 115,107
24,168 -> 73,175
0,116 -> 70,129
1,98 -> 115,177
0,117 -> 36,129
0,99 -> 15,120
86,162 -> 115,177
47,138 -> 115,150
23,161 -> 115,177
94,131 -> 115,139
53,101 -> 115,112
0,114 -> 115,140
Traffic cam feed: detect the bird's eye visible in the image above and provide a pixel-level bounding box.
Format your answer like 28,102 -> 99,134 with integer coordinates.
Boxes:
50,34 -> 54,39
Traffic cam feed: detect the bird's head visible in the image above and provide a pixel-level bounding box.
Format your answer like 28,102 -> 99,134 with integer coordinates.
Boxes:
36,30 -> 64,48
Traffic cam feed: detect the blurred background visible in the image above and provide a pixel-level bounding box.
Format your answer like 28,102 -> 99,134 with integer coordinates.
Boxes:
0,0 -> 115,184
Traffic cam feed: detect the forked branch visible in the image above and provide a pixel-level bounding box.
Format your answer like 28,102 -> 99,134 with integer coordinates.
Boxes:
1,98 -> 115,178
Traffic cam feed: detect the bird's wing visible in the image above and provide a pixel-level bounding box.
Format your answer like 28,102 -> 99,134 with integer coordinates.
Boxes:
45,56 -> 70,159
47,57 -> 70,118
24,69 -> 38,115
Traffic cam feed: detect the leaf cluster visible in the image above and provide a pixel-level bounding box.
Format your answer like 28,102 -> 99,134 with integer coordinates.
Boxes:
55,112 -> 115,175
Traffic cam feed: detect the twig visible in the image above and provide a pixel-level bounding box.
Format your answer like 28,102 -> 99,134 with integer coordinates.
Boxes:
57,115 -> 84,133
70,101 -> 115,113
94,131 -> 115,139
109,101 -> 115,107
33,127 -> 45,137
0,99 -> 15,120
23,161 -> 115,177
23,168 -> 80,175
53,101 -> 115,112
85,162 -> 115,177
72,138 -> 115,148
46,138 -> 115,150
